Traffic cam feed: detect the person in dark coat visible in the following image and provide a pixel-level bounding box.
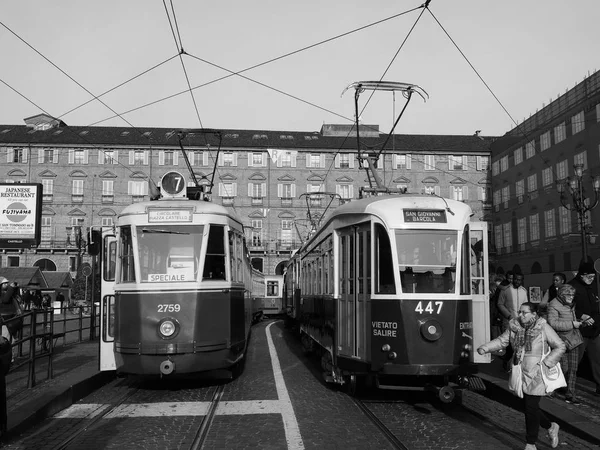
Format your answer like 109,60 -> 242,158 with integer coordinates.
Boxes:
570,261 -> 600,395
0,278 -> 19,341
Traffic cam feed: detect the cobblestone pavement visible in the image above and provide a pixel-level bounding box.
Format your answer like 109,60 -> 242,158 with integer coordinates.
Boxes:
3,320 -> 600,449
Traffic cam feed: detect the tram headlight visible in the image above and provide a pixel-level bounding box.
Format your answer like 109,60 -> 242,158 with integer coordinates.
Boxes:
381,344 -> 391,352
419,318 -> 442,342
158,318 -> 179,339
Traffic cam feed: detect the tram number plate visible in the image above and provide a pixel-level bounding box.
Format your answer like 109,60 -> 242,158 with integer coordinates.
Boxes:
414,301 -> 443,314
158,304 -> 181,313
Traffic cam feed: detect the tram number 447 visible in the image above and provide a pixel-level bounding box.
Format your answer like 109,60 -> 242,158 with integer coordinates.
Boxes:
414,301 -> 443,315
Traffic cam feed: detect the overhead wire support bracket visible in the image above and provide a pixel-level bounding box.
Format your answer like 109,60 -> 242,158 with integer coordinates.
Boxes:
341,81 -> 428,197
174,128 -> 223,200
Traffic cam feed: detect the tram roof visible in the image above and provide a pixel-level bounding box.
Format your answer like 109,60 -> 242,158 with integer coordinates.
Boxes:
319,194 -> 473,232
117,198 -> 243,225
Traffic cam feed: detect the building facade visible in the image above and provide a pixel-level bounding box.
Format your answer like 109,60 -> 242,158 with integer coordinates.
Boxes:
490,70 -> 600,287
0,118 -> 492,277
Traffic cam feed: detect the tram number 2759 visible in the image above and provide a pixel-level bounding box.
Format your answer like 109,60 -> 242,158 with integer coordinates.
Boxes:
414,301 -> 443,315
158,304 -> 181,313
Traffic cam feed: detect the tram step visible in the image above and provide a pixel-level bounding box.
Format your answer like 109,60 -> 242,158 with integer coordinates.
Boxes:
466,376 -> 487,391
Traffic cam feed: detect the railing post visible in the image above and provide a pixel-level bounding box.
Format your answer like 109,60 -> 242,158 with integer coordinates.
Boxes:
78,307 -> 83,342
27,311 -> 37,389
48,309 -> 54,380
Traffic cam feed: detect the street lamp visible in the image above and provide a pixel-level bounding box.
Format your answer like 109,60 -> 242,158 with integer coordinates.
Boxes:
557,164 -> 600,262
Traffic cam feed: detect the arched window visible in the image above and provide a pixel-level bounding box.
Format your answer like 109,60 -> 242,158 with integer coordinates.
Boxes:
34,258 -> 57,271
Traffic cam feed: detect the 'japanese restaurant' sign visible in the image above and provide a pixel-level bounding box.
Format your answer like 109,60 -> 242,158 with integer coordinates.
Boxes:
0,183 -> 43,248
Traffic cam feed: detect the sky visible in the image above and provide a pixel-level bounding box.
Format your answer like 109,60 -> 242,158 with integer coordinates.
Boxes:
1,1 -> 599,138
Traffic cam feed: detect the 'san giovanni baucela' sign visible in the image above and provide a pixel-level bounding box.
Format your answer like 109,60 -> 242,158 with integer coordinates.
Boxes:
403,209 -> 447,223
0,184 -> 43,248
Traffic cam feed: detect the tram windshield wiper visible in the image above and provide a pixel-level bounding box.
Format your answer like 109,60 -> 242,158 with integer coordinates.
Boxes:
140,228 -> 189,235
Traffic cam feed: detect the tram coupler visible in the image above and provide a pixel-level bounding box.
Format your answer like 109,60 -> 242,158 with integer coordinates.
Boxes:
425,384 -> 455,403
160,359 -> 175,376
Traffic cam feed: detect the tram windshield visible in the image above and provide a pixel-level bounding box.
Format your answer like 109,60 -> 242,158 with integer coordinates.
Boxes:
136,225 -> 204,283
395,230 -> 457,294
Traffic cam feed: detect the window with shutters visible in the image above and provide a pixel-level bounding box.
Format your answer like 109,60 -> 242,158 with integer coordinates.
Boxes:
103,150 -> 116,164
424,155 -> 435,170
525,141 -> 535,159
249,182 -> 265,205
164,151 -> 174,165
101,217 -> 114,227
448,155 -> 465,170
572,111 -> 585,134
542,168 -> 553,187
72,180 -> 84,203
41,216 -> 52,242
574,151 -> 587,170
280,152 -> 292,167
102,180 -> 114,203
307,154 -> 321,168
517,217 -> 527,251
73,149 -> 85,165
529,214 -> 540,241
500,155 -> 509,172
527,174 -> 538,200
559,207 -> 571,235
540,131 -> 551,151
338,154 -> 350,169
477,155 -> 490,171
516,180 -> 525,204
133,150 -> 145,165
44,148 -> 55,163
554,122 -> 566,143
13,148 -> 25,163
556,160 -> 568,180
42,179 -> 53,203
129,180 -> 147,202
514,147 -> 523,165
222,152 -> 235,166
545,209 -> 556,238
251,153 -> 264,166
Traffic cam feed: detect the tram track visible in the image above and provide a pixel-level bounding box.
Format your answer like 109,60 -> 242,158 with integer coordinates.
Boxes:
189,384 -> 225,450
51,380 -> 142,450
352,397 -> 410,450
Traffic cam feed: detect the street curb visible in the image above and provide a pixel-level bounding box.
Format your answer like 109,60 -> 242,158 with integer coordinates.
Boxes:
4,370 -> 114,442
479,374 -> 600,446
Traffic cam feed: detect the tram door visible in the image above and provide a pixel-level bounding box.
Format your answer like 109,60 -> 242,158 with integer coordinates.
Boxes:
337,224 -> 370,360
100,232 -> 117,371
469,222 -> 490,364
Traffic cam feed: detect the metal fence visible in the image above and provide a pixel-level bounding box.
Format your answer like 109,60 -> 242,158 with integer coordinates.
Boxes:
6,304 -> 99,388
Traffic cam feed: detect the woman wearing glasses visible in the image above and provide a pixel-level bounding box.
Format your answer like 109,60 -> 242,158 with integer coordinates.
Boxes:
570,261 -> 600,396
477,302 -> 565,450
547,284 -> 584,404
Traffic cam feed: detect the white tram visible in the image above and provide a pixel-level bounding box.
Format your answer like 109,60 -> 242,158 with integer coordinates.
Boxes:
90,171 -> 262,377
284,194 -> 490,400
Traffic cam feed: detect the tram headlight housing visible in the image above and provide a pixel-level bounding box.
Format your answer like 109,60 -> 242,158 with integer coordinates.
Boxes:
419,318 -> 443,342
158,318 -> 179,339
381,344 -> 391,352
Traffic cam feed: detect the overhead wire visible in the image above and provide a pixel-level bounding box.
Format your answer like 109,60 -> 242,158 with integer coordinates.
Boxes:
87,5 -> 421,127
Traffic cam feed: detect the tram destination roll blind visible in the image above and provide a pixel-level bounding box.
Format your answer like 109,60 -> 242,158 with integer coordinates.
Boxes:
403,209 -> 447,223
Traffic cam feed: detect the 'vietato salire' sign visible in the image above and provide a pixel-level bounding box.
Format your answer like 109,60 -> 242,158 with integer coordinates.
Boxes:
0,183 -> 43,249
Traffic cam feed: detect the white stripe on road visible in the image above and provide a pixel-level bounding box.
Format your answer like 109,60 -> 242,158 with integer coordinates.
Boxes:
266,321 -> 304,450
54,323 -> 304,448
55,400 -> 282,418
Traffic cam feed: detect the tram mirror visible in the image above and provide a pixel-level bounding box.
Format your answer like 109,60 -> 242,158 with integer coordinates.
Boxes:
87,229 -> 101,256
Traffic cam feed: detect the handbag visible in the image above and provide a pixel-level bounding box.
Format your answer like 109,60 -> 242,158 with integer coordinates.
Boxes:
508,349 -> 525,398
540,329 -> 567,394
558,328 -> 584,351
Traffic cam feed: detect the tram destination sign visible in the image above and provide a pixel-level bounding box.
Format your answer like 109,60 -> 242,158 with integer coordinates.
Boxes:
0,183 -> 43,248
403,209 -> 447,223
148,209 -> 193,223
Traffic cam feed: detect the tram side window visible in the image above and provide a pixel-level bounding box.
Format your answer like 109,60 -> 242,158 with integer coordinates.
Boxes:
104,239 -> 116,281
120,226 -> 136,282
204,225 -> 226,280
375,224 -> 395,294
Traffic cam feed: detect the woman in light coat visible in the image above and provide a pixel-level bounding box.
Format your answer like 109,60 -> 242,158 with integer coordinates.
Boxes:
547,284 -> 583,404
477,302 -> 565,450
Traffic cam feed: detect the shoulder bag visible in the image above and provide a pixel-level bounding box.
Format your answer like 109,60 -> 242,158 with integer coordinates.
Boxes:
508,348 -> 525,398
540,329 -> 567,394
558,328 -> 584,351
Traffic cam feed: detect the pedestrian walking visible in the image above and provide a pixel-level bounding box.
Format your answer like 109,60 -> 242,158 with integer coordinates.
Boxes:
477,302 -> 565,449
569,260 -> 600,395
498,272 -> 529,328
539,273 -> 566,317
489,274 -> 505,339
547,284 -> 584,404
